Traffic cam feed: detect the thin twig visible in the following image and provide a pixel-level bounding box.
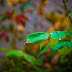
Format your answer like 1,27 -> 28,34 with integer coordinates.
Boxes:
63,0 -> 72,24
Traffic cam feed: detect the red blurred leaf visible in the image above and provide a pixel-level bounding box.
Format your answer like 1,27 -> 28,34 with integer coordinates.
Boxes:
15,14 -> 28,27
0,31 -> 9,42
19,14 -> 28,21
0,31 -> 5,38
15,15 -> 20,24
2,35 -> 9,42
7,12 -> 12,19
19,16 -> 26,27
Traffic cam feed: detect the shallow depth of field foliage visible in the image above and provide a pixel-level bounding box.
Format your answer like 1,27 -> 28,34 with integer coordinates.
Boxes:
0,0 -> 72,72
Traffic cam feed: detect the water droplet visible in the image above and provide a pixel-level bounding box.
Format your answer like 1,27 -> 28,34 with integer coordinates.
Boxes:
51,33 -> 52,34
30,41 -> 31,42
59,38 -> 61,40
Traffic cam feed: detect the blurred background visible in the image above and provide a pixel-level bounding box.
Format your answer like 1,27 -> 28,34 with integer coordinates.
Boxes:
0,0 -> 72,72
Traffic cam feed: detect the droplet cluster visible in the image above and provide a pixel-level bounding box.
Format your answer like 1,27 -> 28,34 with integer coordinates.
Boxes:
52,41 -> 72,51
25,32 -> 49,43
50,31 -> 67,40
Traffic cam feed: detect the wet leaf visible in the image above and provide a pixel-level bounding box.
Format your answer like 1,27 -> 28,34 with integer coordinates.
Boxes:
25,32 -> 49,44
39,44 -> 51,56
52,41 -> 72,51
50,31 -> 67,40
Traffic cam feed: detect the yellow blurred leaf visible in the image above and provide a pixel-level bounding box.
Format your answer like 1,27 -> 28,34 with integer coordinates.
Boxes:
6,0 -> 19,6
17,25 -> 25,31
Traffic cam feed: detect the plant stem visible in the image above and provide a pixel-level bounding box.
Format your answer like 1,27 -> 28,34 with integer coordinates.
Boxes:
63,0 -> 72,24
0,48 -> 12,51
12,21 -> 17,50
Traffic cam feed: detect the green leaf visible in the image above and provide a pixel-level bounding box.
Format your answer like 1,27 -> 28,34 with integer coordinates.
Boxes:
40,41 -> 46,50
57,10 -> 63,14
52,41 -> 72,51
25,32 -> 49,44
62,34 -> 72,42
65,0 -> 69,3
39,44 -> 51,56
12,11 -> 16,18
66,32 -> 72,35
23,53 -> 36,64
68,13 -> 72,16
6,50 -> 36,64
6,50 -> 24,57
58,45 -> 72,56
0,0 -> 5,6
0,48 -> 12,51
35,59 -> 43,65
1,14 -> 8,21
50,31 -> 67,40
33,66 -> 43,72
9,24 -> 13,31
50,38 -> 59,47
